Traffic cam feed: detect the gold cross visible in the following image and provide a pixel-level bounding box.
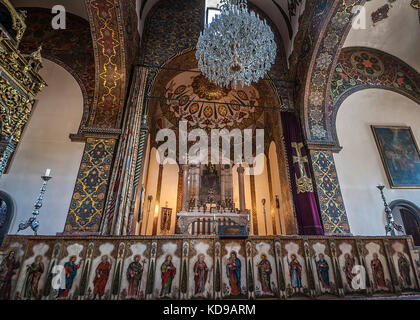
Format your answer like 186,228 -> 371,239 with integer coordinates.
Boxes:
291,142 -> 308,178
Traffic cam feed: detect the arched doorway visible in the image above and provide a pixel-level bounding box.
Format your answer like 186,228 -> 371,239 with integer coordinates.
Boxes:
390,200 -> 420,246
138,49 -> 297,236
0,191 -> 14,245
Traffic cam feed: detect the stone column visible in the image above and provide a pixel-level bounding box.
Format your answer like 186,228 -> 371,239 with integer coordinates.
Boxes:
65,137 -> 117,233
190,164 -> 200,203
309,148 -> 350,234
226,165 -> 233,200
237,165 -> 246,213
220,165 -> 226,203
181,165 -> 189,211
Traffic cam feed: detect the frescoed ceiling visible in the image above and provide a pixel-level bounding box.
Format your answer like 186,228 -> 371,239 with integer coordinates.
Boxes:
149,50 -> 280,132
161,72 -> 263,131
138,0 -> 306,60
11,0 -> 88,20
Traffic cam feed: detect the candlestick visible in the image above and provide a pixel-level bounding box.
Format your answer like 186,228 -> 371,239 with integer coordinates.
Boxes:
376,184 -> 402,236
17,172 -> 52,235
262,198 -> 268,235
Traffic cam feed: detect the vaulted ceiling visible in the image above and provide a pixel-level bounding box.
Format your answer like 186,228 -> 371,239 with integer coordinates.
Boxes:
11,0 -> 88,20
137,0 -> 306,59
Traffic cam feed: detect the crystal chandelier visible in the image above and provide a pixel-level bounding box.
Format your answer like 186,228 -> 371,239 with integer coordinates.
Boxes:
196,0 -> 277,88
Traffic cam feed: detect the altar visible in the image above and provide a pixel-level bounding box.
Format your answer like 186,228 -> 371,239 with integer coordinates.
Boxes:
176,162 -> 250,235
177,211 -> 250,235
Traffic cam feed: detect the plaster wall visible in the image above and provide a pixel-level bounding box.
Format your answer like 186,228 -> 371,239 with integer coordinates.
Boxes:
344,0 -> 420,71
334,89 -> 420,236
0,59 -> 84,235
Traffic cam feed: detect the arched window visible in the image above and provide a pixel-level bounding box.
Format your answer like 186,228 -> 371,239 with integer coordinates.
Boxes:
390,200 -> 420,247
0,191 -> 14,245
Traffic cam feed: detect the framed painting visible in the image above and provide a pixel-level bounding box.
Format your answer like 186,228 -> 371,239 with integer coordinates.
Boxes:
371,126 -> 420,188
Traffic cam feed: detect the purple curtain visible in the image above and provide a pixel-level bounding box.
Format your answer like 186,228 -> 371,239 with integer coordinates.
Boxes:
281,112 -> 324,235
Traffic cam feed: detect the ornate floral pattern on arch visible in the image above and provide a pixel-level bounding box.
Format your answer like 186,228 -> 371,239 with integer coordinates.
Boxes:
329,47 -> 420,142
85,0 -> 128,128
18,7 -> 95,127
303,1 -> 366,142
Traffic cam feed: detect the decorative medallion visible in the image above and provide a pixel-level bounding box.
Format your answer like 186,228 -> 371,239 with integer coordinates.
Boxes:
191,74 -> 231,100
160,71 -> 265,131
371,4 -> 390,25
350,51 -> 384,78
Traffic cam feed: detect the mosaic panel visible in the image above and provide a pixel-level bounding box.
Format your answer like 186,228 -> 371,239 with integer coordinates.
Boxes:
85,0 -> 127,128
65,138 -> 116,232
302,0 -> 365,142
310,150 -> 350,234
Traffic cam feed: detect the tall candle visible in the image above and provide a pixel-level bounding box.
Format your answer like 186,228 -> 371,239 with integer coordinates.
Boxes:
45,168 -> 51,177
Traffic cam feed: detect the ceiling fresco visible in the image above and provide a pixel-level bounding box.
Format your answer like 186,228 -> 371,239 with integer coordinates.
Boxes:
149,50 -> 280,131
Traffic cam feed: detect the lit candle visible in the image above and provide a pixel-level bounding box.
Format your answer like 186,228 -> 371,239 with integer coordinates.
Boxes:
45,168 -> 51,177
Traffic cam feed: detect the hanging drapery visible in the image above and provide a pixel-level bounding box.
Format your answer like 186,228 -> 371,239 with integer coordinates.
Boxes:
281,112 -> 324,235
100,67 -> 148,235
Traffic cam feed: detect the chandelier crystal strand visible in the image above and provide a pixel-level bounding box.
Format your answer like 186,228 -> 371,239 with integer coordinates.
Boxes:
196,0 -> 276,88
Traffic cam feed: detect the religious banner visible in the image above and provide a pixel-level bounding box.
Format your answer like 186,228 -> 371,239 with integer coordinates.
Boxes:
281,113 -> 324,235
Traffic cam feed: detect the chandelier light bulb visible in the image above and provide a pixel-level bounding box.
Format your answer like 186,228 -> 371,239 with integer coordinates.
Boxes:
196,0 -> 276,88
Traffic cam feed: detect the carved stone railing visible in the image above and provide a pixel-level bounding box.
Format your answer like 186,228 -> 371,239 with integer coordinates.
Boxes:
0,234 -> 419,300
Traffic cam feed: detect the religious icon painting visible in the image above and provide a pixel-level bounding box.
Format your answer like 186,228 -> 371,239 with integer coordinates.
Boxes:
41,242 -> 62,300
160,207 -> 172,234
221,240 -> 247,299
362,241 -> 392,293
252,240 -> 279,298
336,240 -> 363,294
119,241 -> 150,300
310,240 -> 336,296
55,241 -> 87,300
85,242 -> 116,300
14,241 -> 53,300
110,242 -> 126,300
188,240 -> 214,299
371,126 -> 420,188
281,240 -> 309,297
0,240 -> 28,300
154,241 -> 181,300
390,241 -> 418,291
